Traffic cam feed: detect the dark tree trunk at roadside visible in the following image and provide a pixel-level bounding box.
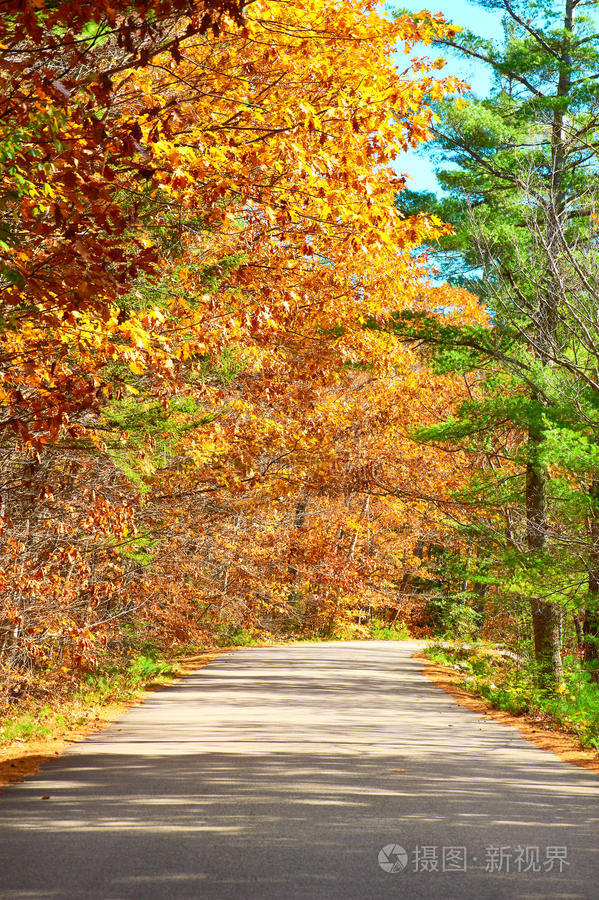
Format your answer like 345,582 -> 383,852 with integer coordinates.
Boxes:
583,476 -> 599,681
526,434 -> 563,691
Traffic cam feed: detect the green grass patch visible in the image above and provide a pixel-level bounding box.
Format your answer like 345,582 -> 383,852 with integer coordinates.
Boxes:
79,650 -> 178,705
367,619 -> 412,640
214,626 -> 259,647
0,715 -> 51,743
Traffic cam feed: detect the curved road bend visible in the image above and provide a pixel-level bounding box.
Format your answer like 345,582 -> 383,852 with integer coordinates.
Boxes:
0,641 -> 598,899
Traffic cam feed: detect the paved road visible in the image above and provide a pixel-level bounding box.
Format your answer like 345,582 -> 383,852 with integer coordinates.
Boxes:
0,641 -> 598,899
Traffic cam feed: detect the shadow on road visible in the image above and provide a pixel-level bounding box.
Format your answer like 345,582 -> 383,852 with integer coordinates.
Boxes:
0,642 -> 597,899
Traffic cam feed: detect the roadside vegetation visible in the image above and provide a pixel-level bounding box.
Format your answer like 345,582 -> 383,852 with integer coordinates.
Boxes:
0,636 -> 182,751
424,644 -> 599,752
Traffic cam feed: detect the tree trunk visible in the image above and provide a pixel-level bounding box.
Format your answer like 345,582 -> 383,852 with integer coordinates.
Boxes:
288,492 -> 308,580
526,432 -> 563,690
583,475 -> 599,680
524,1 -> 573,693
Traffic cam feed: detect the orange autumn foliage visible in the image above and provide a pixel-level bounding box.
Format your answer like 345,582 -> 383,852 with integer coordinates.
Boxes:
0,0 -> 483,692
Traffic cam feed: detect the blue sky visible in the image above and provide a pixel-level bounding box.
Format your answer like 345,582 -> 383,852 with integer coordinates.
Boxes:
392,0 -> 504,192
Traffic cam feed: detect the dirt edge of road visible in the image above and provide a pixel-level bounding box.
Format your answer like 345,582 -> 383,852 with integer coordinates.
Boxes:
415,652 -> 599,777
0,649 -> 227,790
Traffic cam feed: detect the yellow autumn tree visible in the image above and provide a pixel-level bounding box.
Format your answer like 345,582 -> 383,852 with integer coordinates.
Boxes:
1,0 -> 484,675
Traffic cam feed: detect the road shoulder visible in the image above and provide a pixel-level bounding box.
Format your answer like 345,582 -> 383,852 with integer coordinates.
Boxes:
416,651 -> 599,776
0,649 -> 226,789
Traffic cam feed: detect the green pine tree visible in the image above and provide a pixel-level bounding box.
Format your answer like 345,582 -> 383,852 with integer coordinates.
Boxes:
393,0 -> 599,689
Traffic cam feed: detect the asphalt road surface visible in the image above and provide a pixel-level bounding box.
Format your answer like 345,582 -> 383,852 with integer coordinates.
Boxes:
0,641 -> 598,899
